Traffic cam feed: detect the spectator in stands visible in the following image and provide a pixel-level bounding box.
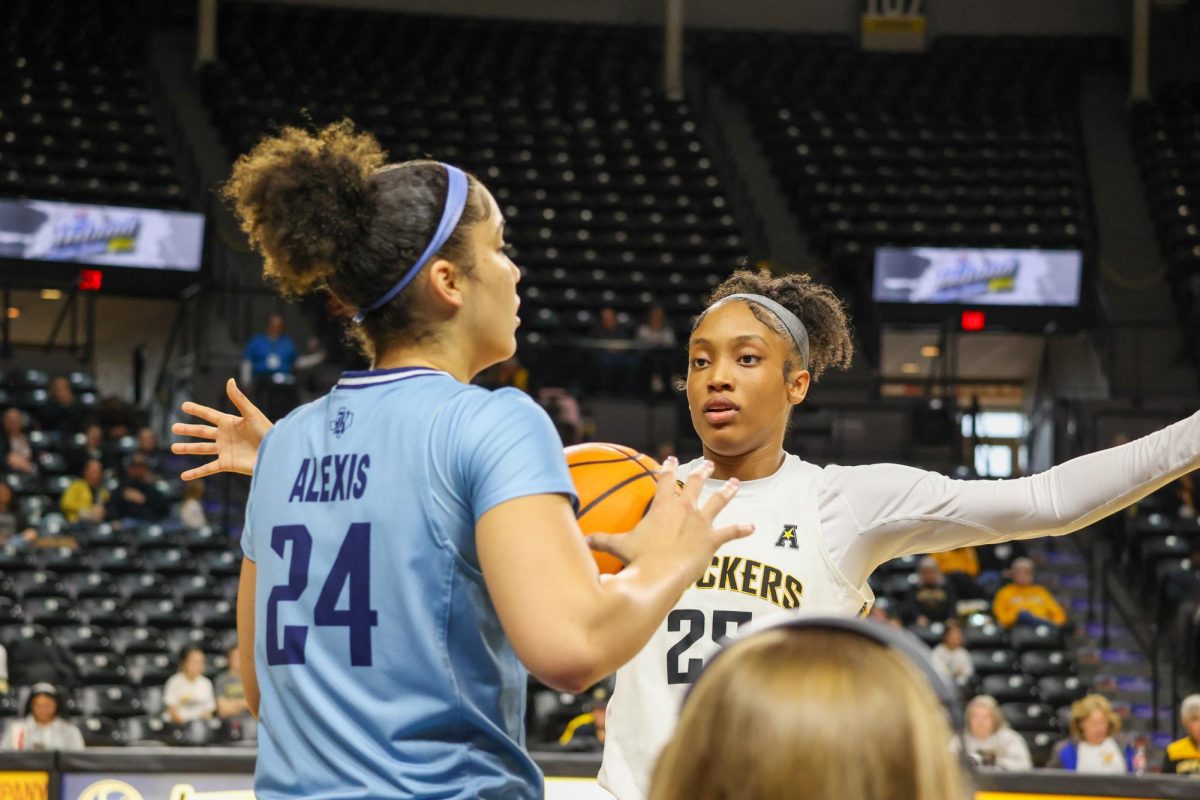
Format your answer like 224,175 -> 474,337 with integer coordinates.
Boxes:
590,306 -> 638,395
558,687 -> 608,750
866,597 -> 903,628
635,306 -> 676,396
0,642 -> 7,694
67,423 -> 105,475
930,545 -> 985,599
42,377 -> 84,438
242,313 -> 299,421
164,647 -> 216,725
1173,474 -> 1197,520
1048,694 -> 1132,773
0,683 -> 83,751
179,479 -> 207,530
1164,694 -> 1200,777
959,695 -> 1033,770
215,645 -> 254,734
107,453 -> 169,522
60,459 -> 108,524
900,557 -> 958,626
135,426 -> 166,477
0,408 -> 35,475
992,557 -> 1067,629
474,357 -> 530,393
648,623 -> 967,800
0,482 -> 35,545
931,621 -> 973,683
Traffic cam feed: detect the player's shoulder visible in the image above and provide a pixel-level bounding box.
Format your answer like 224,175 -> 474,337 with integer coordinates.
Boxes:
442,384 -> 547,424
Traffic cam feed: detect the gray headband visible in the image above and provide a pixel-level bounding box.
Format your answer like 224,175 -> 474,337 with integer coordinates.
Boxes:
707,292 -> 810,370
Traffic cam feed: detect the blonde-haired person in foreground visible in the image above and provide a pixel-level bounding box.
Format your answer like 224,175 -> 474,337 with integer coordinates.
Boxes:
648,623 -> 968,800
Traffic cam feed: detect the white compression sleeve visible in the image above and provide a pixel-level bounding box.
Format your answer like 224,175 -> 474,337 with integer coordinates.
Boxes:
817,409 -> 1200,587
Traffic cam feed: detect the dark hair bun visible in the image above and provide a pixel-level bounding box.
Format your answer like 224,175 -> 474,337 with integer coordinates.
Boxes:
222,120 -> 386,295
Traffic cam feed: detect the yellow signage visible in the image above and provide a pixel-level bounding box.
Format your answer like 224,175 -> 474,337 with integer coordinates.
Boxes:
977,794 -> 1155,800
0,771 -> 49,800
861,14 -> 927,34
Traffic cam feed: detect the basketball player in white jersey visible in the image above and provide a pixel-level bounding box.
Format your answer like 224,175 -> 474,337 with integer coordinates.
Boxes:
585,268 -> 1200,799
176,266 -> 1200,799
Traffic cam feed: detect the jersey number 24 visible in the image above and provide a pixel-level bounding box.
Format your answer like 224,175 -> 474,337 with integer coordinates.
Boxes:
266,523 -> 379,667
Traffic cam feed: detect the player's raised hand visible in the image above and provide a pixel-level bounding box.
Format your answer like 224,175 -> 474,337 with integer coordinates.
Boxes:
586,457 -> 753,582
171,378 -> 273,480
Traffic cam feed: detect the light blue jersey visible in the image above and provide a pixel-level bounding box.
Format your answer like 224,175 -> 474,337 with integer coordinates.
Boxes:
242,366 -> 576,799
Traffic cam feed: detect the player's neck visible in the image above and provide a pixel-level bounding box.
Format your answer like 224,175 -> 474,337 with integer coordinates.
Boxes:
372,339 -> 476,383
703,442 -> 787,482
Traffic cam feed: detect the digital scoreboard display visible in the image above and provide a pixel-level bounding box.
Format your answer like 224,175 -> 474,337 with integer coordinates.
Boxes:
873,246 -> 1083,307
0,198 -> 204,273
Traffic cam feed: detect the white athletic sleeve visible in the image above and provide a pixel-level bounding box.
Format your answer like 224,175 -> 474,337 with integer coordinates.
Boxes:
818,410 -> 1200,586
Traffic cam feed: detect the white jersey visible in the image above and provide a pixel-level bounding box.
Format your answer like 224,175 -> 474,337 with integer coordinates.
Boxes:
598,408 -> 1200,799
598,455 -> 872,799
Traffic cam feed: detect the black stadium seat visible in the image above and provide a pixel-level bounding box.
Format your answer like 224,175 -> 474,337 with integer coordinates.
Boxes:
80,716 -> 125,747
1010,624 -> 1066,653
1037,675 -> 1089,708
1019,650 -> 1074,677
970,649 -> 1019,677
80,684 -> 143,718
1000,702 -> 1062,733
980,673 -> 1039,704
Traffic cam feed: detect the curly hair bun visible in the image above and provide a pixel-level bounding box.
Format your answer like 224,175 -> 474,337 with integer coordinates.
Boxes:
222,120 -> 386,295
707,268 -> 854,381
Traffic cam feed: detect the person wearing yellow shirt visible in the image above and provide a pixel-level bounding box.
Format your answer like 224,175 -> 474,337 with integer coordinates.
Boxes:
59,459 -> 109,524
930,546 -> 980,577
992,557 -> 1067,628
1164,695 -> 1200,777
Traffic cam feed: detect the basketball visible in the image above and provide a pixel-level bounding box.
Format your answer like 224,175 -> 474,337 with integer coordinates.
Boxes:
566,443 -> 661,574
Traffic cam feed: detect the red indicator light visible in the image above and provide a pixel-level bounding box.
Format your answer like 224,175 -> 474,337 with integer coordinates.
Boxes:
961,309 -> 985,331
79,270 -> 103,291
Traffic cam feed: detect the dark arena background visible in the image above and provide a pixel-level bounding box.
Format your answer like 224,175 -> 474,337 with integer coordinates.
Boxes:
3,0 -> 1200,798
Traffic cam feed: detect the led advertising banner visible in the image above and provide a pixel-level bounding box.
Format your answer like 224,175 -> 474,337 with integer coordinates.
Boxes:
62,773 -> 254,800
873,246 -> 1083,308
0,198 -> 204,272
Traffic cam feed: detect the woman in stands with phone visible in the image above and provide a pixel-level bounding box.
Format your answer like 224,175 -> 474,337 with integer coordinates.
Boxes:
172,121 -> 751,800
181,230 -> 1200,798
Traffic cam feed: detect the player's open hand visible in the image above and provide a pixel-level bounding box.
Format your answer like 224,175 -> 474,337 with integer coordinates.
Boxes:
586,457 -> 753,582
171,378 -> 273,480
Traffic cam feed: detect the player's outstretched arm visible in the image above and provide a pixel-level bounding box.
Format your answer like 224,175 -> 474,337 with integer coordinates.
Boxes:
477,459 -> 753,693
171,378 -> 273,480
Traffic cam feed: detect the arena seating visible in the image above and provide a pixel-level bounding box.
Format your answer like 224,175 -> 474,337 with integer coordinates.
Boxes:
869,546 -> 1080,766
1131,85 -> 1200,333
694,32 -> 1101,306
200,4 -> 744,345
0,0 -> 190,209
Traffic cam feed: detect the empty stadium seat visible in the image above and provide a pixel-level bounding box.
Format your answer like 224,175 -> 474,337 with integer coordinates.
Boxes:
1011,624 -> 1066,653
1037,675 -> 1089,707
980,673 -> 1039,704
80,684 -> 142,718
1000,702 -> 1062,733
1019,650 -> 1074,677
970,649 -> 1020,676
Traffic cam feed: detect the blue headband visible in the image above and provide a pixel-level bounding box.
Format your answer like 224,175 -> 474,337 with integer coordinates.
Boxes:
352,163 -> 469,325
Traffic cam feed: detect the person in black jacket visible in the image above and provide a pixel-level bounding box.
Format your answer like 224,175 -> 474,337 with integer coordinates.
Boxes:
107,453 -> 169,522
900,557 -> 959,626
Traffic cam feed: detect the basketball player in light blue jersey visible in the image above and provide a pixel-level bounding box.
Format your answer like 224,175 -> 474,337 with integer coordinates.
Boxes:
174,122 -> 752,800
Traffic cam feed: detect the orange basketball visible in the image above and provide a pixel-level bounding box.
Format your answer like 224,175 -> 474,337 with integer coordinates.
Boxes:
566,443 -> 661,574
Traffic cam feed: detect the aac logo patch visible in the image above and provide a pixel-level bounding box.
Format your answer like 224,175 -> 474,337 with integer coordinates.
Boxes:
330,407 -> 354,438
774,524 -> 799,549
